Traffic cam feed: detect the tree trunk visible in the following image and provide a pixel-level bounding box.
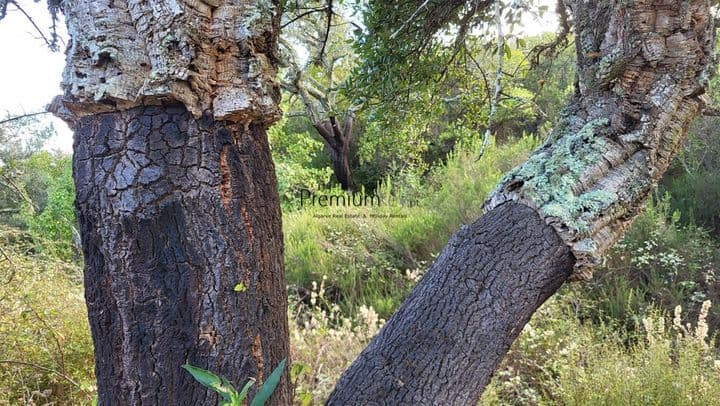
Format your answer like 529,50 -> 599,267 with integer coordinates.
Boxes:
328,202 -> 574,404
49,0 -> 291,404
313,115 -> 354,190
330,0 -> 715,402
74,105 -> 290,405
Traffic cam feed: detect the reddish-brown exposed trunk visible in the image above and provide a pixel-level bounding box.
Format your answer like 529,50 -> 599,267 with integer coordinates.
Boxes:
73,104 -> 290,405
313,115 -> 354,191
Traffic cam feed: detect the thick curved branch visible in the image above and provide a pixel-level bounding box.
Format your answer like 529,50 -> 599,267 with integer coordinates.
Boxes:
331,0 -> 715,402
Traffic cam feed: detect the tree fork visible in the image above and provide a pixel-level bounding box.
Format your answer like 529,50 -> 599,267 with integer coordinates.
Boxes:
313,115 -> 354,191
330,0 -> 715,403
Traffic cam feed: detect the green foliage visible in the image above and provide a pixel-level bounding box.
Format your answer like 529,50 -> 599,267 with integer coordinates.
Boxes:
660,122 -> 720,236
24,154 -> 77,261
182,364 -> 240,404
183,358 -> 287,406
283,135 -> 539,316
269,119 -> 333,209
0,228 -> 94,404
0,117 -> 56,228
578,193 -> 720,335
482,298 -> 720,405
0,126 -> 78,261
353,36 -> 569,191
250,358 -> 287,406
348,0 -> 541,107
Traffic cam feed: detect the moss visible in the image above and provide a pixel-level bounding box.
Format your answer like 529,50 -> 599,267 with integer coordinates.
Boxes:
494,118 -> 616,232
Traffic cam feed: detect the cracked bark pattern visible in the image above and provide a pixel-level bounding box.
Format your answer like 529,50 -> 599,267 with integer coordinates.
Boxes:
486,0 -> 715,280
74,104 -> 290,405
327,203 -> 574,404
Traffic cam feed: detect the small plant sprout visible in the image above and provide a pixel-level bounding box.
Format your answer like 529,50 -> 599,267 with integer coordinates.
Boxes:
183,358 -> 287,406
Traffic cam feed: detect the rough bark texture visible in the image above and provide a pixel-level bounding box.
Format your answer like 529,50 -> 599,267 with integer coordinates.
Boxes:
486,0 -> 716,280
51,0 -> 281,123
313,116 -> 353,190
330,0 -> 715,403
74,105 -> 290,405
327,203 -> 574,404
49,0 -> 291,404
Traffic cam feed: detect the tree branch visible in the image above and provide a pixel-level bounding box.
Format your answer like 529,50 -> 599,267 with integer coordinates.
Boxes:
5,0 -> 58,51
478,1 -> 504,161
0,111 -> 49,126
316,0 -> 333,62
280,6 -> 327,29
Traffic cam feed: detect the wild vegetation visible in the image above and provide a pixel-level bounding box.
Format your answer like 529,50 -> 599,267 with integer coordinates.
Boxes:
2,120 -> 720,404
1,3 -> 720,404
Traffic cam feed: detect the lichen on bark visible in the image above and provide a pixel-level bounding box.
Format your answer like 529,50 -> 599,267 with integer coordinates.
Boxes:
50,0 -> 281,125
485,0 -> 716,281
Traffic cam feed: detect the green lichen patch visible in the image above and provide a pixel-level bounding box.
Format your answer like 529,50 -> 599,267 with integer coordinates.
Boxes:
493,118 -> 616,232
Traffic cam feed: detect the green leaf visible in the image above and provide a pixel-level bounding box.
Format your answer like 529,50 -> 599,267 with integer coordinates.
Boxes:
250,358 -> 287,406
503,43 -> 512,59
182,364 -> 236,401
290,362 -> 308,382
297,392 -> 313,406
233,283 -> 247,292
237,378 -> 256,401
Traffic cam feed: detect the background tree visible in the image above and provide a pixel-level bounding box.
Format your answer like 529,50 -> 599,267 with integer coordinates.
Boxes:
279,1 -> 360,190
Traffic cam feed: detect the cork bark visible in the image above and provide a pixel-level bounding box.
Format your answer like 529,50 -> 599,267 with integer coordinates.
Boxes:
49,0 -> 291,404
329,0 -> 715,403
485,0 -> 716,280
51,0 -> 281,123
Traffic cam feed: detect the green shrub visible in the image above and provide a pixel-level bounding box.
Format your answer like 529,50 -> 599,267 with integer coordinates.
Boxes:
268,119 -> 334,209
482,298 -> 720,405
577,194 -> 720,336
0,227 -> 94,404
554,303 -> 720,406
282,135 -> 539,316
25,157 -> 78,261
